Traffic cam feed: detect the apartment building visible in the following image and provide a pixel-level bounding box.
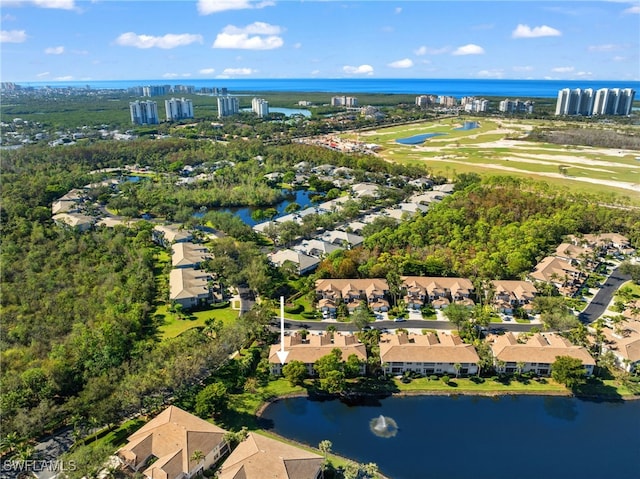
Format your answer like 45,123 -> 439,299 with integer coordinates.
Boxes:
129,100 -> 159,125
165,97 -> 194,121
217,95 -> 239,118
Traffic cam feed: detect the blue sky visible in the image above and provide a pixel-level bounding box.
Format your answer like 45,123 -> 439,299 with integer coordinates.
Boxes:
1,0 -> 639,82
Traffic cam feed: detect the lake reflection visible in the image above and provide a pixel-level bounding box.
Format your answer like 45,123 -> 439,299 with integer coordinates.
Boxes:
261,395 -> 640,479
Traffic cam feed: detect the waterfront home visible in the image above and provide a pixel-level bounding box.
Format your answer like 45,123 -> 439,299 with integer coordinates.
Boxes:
171,242 -> 212,269
490,280 -> 538,314
217,432 -> 323,479
320,229 -> 364,248
379,332 -> 480,376
315,278 -> 390,313
528,256 -> 584,297
268,332 -> 367,376
600,316 -> 640,373
489,332 -> 595,376
117,406 -> 228,479
169,268 -> 216,309
293,239 -> 342,258
402,276 -> 474,310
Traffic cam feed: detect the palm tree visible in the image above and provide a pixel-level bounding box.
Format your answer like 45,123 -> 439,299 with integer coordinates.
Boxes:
362,462 -> 379,478
453,363 -> 462,378
190,450 -> 205,466
0,431 -> 20,455
318,440 -> 332,471
516,361 -> 526,376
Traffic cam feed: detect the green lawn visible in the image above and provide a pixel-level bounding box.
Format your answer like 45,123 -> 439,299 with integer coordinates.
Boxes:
354,118 -> 640,201
157,303 -> 239,339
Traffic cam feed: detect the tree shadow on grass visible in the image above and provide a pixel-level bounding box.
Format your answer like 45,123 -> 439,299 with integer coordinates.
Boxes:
572,378 -> 624,402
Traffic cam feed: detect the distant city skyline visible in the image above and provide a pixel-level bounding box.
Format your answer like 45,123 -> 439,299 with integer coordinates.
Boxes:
1,0 -> 639,83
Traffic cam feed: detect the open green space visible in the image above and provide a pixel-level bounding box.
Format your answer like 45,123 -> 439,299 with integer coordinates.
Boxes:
156,303 -> 239,339
350,118 -> 640,201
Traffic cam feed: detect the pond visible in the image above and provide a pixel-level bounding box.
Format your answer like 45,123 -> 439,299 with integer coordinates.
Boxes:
396,132 -> 447,145
260,395 -> 640,479
195,189 -> 319,226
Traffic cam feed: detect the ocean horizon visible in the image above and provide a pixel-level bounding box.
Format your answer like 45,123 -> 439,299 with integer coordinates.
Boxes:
12,78 -> 640,99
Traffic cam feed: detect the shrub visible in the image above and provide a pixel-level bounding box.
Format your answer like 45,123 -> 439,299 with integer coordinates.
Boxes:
441,375 -> 450,384
429,375 -> 439,381
301,311 -> 319,319
285,304 -> 304,314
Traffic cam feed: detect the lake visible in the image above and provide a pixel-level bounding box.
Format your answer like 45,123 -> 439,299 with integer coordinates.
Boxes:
260,395 -> 640,479
396,133 -> 447,145
195,189 -> 318,226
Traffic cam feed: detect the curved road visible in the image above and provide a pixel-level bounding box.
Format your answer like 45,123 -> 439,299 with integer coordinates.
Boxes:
578,266 -> 631,324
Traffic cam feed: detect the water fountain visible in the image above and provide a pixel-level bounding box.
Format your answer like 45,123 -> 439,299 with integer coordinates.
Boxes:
369,414 -> 398,438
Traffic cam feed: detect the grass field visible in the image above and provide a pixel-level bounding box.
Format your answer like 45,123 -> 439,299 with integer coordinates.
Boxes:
346,118 -> 640,201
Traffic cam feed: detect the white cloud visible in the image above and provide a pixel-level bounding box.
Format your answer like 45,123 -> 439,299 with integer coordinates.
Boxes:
197,0 -> 274,15
1,29 -> 27,43
452,44 -> 485,55
116,32 -> 203,49
2,14 -> 17,21
623,5 -> 640,14
163,73 -> 191,78
343,64 -> 374,75
395,7 -> 402,14
552,66 -> 575,73
293,42 -> 302,49
36,71 -> 50,77
54,75 -> 73,81
221,67 -> 256,75
213,22 -> 283,50
613,55 -> 626,61
44,46 -> 64,54
199,68 -> 216,74
512,24 -> 561,38
311,69 -> 320,75
414,45 -> 448,55
387,58 -> 413,68
33,0 -> 74,8
588,44 -> 621,52
576,71 -> 592,77
477,69 -> 504,78
513,65 -> 534,72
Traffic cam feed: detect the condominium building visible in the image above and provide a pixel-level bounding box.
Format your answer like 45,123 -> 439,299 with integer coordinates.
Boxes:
165,97 -> 194,121
462,97 -> 488,113
216,95 -> 239,118
142,85 -> 170,97
129,100 -> 159,125
415,95 -> 436,107
499,98 -> 534,114
251,97 -> 269,117
331,96 -> 358,107
556,87 -> 635,116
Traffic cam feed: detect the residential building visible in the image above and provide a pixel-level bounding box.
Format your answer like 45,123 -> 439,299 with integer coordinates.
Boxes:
600,315 -> 640,373
117,406 -> 228,479
490,280 -> 538,314
553,242 -> 598,270
142,85 -> 170,97
320,230 -> 364,248
489,332 -> 595,376
528,256 -> 584,296
251,97 -> 269,117
217,95 -> 239,118
437,95 -> 457,107
130,100 -> 159,125
315,278 -> 389,313
268,332 -> 367,376
379,332 -> 480,376
165,97 -> 194,121
293,239 -> 341,258
169,268 -> 214,309
558,87 -> 635,116
461,97 -> 488,112
402,276 -> 474,310
331,96 -> 358,107
569,233 -> 634,257
52,212 -> 95,231
415,95 -> 436,107
171,242 -> 212,269
499,98 -> 534,114
217,432 -> 323,479
268,249 -> 320,275
152,224 -> 193,247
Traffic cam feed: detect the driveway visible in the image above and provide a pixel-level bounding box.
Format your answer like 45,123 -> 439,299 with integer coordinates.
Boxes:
578,266 -> 631,324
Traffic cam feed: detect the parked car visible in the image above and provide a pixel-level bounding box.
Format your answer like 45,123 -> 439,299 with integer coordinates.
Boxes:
394,317 -> 406,322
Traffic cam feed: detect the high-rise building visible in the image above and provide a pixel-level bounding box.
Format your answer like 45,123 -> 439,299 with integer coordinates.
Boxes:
142,85 -> 170,97
129,100 -> 159,125
165,97 -> 194,121
463,98 -> 488,113
252,98 -> 269,117
557,87 -> 635,116
217,95 -> 239,118
499,98 -> 534,114
331,96 -> 358,107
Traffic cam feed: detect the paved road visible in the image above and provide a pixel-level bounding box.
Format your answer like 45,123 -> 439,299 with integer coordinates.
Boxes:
236,285 -> 255,314
271,318 -> 537,334
578,266 -> 631,324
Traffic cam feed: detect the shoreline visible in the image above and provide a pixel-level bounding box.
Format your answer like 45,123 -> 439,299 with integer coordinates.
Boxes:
255,386 -> 638,417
